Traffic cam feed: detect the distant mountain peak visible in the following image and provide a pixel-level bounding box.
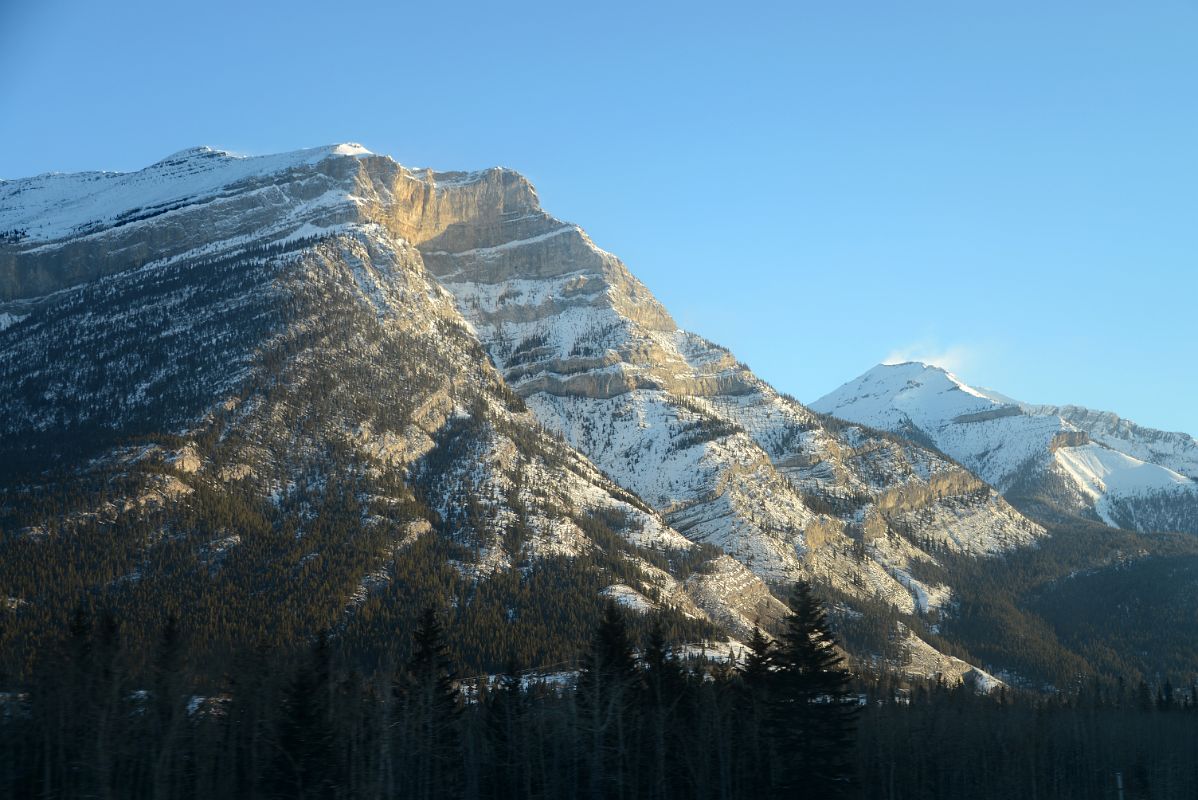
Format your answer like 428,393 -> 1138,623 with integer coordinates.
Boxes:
872,361 -> 990,398
811,362 -> 1002,436
814,362 -> 1198,533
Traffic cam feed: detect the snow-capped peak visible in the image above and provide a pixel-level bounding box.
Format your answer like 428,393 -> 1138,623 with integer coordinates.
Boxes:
874,361 -> 990,399
814,362 -> 1198,533
152,142 -> 372,166
151,145 -> 234,164
811,362 -> 1006,434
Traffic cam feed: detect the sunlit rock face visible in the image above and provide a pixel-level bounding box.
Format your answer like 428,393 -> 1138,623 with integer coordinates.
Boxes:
387,153 -> 1046,642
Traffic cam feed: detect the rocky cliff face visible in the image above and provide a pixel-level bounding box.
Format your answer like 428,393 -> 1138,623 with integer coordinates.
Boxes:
0,144 -> 1065,683
377,155 -> 1046,666
1030,404 -> 1198,481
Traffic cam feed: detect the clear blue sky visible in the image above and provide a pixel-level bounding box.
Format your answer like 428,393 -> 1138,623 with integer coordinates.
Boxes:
2,1 -> 1195,434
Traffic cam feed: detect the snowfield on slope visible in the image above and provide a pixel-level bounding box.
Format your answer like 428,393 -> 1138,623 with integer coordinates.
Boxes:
1054,444 -> 1196,525
0,144 -> 373,243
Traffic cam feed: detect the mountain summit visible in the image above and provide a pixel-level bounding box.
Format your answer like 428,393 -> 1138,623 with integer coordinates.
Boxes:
813,362 -> 1198,533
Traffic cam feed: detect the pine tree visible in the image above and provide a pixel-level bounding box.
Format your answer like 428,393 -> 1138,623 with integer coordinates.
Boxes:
639,621 -> 687,800
396,606 -> 463,800
737,623 -> 778,795
271,631 -> 336,799
769,581 -> 858,799
484,661 -> 530,800
741,624 -> 775,688
151,613 -> 187,800
576,601 -> 639,800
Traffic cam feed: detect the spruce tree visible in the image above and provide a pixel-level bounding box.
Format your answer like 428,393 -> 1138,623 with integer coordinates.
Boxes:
397,606 -> 462,800
576,601 -> 639,800
738,623 -> 778,795
741,624 -> 776,687
271,632 -> 336,799
769,581 -> 858,798
151,613 -> 186,800
639,621 -> 687,800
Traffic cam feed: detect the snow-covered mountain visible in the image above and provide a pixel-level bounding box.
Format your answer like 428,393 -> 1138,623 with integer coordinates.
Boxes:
18,142 -> 1188,686
1,144 -> 797,663
812,362 -> 1198,533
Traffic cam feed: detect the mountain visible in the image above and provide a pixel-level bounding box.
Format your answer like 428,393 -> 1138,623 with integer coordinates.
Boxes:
3,144 -> 1195,689
0,144 -> 790,673
811,362 -> 1198,534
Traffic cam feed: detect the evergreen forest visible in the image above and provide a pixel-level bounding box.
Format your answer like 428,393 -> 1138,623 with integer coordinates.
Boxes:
2,580 -> 1195,799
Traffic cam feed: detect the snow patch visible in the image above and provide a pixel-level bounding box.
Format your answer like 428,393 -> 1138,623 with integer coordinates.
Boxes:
599,584 -> 655,613
1054,443 -> 1198,524
0,313 -> 26,331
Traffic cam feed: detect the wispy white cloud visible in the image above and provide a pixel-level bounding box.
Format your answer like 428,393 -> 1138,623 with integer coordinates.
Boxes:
882,341 -> 976,374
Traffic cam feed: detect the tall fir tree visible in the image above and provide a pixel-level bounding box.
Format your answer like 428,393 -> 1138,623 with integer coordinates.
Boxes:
271,631 -> 336,800
639,621 -> 687,800
741,624 -> 776,688
769,581 -> 858,799
483,661 -> 531,800
396,606 -> 463,800
738,623 -> 778,795
576,601 -> 640,800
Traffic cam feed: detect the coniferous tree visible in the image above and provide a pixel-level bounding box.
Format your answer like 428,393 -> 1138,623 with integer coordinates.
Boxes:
484,662 -> 530,800
769,581 -> 858,799
639,621 -> 687,800
737,623 -> 778,795
397,606 -> 463,800
576,601 -> 639,800
741,624 -> 775,687
151,613 -> 187,800
271,632 -> 336,799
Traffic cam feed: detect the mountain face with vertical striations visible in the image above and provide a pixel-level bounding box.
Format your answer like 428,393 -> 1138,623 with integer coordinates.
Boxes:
811,362 -> 1198,534
2,144 -> 1193,687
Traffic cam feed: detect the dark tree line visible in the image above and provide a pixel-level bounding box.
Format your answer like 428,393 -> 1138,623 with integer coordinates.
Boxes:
857,675 -> 1198,799
3,581 -> 1196,799
0,582 -> 860,800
